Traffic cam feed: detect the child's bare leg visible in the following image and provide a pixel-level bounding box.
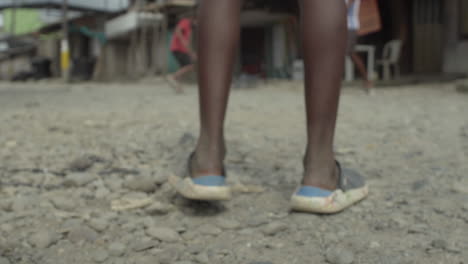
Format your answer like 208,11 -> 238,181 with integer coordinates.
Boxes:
300,0 -> 347,190
192,0 -> 243,176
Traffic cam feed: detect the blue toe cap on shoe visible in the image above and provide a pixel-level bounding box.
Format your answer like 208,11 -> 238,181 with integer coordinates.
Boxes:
192,175 -> 226,187
296,186 -> 333,198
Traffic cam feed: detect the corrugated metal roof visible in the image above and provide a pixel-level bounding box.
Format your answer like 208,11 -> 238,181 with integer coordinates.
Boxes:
0,0 -> 130,13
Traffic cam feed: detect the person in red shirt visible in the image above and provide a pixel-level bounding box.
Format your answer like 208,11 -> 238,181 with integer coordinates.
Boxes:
167,16 -> 197,93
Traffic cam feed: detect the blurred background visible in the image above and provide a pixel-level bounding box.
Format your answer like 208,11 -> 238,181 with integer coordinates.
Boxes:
0,0 -> 466,84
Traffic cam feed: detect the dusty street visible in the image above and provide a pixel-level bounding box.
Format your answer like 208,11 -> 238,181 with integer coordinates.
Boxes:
0,79 -> 467,264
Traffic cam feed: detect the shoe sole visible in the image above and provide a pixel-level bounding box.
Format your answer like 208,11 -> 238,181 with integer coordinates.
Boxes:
169,175 -> 231,201
290,185 -> 369,214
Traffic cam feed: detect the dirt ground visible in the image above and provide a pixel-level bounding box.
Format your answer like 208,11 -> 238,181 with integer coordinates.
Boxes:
0,79 -> 467,264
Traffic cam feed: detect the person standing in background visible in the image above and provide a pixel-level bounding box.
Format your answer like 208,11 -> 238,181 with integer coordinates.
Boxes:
167,15 -> 197,94
346,0 -> 373,92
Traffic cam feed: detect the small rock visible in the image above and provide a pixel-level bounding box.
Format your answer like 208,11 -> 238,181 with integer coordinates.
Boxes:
216,219 -> 241,230
50,196 -> 76,212
29,230 -> 58,249
249,262 -> 273,264
95,187 -> 110,199
198,225 -> 222,236
108,242 -> 126,257
0,257 -> 11,264
146,227 -> 180,242
145,202 -> 174,215
69,156 -> 94,171
92,249 -> 109,263
194,252 -> 210,263
452,178 -> 468,194
4,141 -> 16,148
67,225 -> 98,243
411,179 -> 428,191
456,83 -> 468,93
179,132 -> 195,146
407,224 -> 428,234
325,247 -> 354,264
463,203 -> 468,211
11,197 -> 32,212
174,262 -> 194,264
88,218 -> 109,232
369,241 -> 381,249
132,240 -> 159,252
63,173 -> 96,187
153,172 -> 168,185
123,177 -> 158,193
246,217 -> 268,227
261,222 -> 287,236
132,256 -> 159,264
111,259 -> 126,264
431,239 -> 447,250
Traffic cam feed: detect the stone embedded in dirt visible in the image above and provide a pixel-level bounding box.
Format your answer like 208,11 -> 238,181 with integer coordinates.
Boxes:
246,216 -> 269,228
111,259 -> 126,264
452,178 -> 468,194
50,196 -> 77,212
91,248 -> 109,263
153,172 -> 169,185
123,177 -> 158,193
130,256 -> 159,264
261,222 -> 288,236
145,202 -> 175,215
411,179 -> 428,191
63,172 -> 96,187
29,230 -> 58,249
179,132 -> 196,146
132,240 -> 159,252
194,252 -> 210,264
67,225 -> 99,243
0,199 -> 12,211
68,156 -> 95,172
88,218 -> 109,232
95,187 -> 111,199
198,225 -> 222,236
369,241 -> 381,249
325,247 -> 355,264
431,239 -> 448,250
146,227 -> 180,243
108,242 -> 127,257
0,257 -> 10,264
216,219 -> 241,230
11,197 -> 33,212
456,83 -> 468,93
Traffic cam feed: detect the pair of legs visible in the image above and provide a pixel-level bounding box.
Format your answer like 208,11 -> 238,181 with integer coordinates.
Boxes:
350,53 -> 373,91
348,31 -> 373,91
169,52 -> 196,93
192,0 -> 347,191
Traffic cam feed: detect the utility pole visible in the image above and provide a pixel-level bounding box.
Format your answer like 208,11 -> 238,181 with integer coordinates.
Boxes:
10,2 -> 17,35
9,1 -> 17,78
61,0 -> 70,81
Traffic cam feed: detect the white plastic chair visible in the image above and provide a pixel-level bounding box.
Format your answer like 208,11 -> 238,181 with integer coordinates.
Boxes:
377,40 -> 402,81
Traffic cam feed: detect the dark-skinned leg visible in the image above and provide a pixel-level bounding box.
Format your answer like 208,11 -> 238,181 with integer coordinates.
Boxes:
191,0 -> 244,177
300,0 -> 347,190
351,52 -> 373,91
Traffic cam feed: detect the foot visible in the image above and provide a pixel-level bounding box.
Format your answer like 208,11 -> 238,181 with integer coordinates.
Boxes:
189,141 -> 226,179
302,155 -> 339,191
364,80 -> 373,94
166,75 -> 183,94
